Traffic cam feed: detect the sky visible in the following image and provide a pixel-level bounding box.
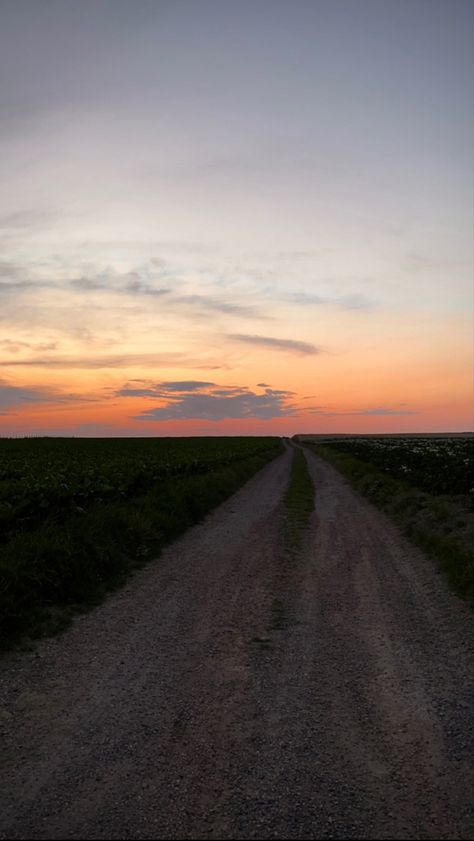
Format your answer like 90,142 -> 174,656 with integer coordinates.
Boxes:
1,0 -> 473,436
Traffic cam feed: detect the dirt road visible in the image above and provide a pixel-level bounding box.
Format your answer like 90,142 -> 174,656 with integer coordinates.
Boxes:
0,446 -> 473,839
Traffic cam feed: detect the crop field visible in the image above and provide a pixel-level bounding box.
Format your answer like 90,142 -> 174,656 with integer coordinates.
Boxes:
303,436 -> 474,496
300,435 -> 474,603
0,436 -> 282,643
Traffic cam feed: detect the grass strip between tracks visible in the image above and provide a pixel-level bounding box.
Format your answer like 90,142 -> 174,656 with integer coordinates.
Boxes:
308,444 -> 474,607
283,446 -> 315,551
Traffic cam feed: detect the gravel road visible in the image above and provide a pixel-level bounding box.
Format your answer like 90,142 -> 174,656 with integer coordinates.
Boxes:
0,445 -> 473,840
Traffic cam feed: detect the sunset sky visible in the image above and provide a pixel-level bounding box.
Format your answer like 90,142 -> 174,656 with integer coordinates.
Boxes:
1,0 -> 473,436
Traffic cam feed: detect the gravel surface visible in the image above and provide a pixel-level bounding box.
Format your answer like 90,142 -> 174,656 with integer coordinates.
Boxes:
0,445 -> 473,840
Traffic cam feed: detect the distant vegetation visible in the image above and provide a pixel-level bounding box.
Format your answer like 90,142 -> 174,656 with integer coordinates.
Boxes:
300,436 -> 474,605
0,436 -> 283,646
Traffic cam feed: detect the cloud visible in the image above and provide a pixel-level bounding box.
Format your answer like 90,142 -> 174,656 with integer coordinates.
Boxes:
68,270 -> 260,317
178,295 -> 262,318
70,271 -> 170,297
0,261 -> 22,280
0,354 -> 222,370
124,380 -> 295,421
124,279 -> 170,297
70,276 -> 110,291
357,407 -> 418,416
0,261 -> 37,293
281,290 -> 375,311
308,406 -> 418,416
0,383 -> 50,410
0,380 -> 79,411
0,339 -> 58,353
118,380 -> 215,397
230,334 -> 320,355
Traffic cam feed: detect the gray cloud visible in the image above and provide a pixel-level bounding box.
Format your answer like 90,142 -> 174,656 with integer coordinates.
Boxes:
0,261 -> 37,293
0,380 -> 83,411
0,261 -> 22,279
230,334 -> 320,355
132,382 -> 295,421
71,276 -> 109,291
0,279 -> 36,294
0,383 -> 51,410
124,278 -> 170,297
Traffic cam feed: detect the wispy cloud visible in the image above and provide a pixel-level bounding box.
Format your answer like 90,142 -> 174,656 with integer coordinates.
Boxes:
308,406 -> 418,416
69,270 -> 170,297
124,278 -> 170,297
0,261 -> 38,293
283,290 -> 375,311
70,276 -> 111,292
178,294 -> 263,318
230,334 -> 320,355
67,269 -> 263,317
357,407 -> 418,416
0,354 -> 222,370
0,339 -> 58,353
119,380 -> 216,397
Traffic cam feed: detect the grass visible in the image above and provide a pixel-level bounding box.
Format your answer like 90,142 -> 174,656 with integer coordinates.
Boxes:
282,446 -> 315,551
309,444 -> 474,606
0,440 -> 283,649
252,446 -> 316,648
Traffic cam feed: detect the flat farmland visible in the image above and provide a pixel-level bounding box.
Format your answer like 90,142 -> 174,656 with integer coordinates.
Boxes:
0,439 -> 473,839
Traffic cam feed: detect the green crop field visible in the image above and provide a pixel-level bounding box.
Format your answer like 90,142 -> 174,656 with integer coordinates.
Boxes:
303,436 -> 474,496
0,436 -> 282,645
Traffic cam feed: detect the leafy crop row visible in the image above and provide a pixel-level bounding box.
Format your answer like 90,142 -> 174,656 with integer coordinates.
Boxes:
0,437 -> 282,645
0,437 -> 279,539
309,438 -> 473,497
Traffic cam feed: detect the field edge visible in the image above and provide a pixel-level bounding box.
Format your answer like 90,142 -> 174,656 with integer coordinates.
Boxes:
0,440 -> 283,651
303,443 -> 474,607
